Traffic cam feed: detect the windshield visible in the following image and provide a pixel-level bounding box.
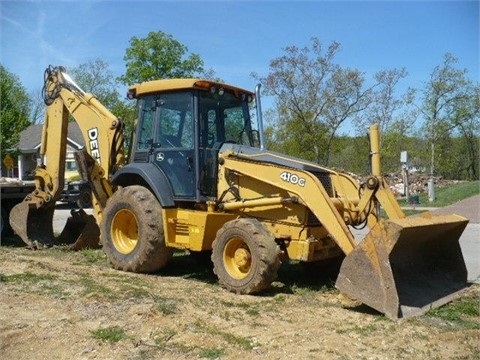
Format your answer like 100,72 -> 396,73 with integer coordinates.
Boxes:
136,92 -> 194,151
198,89 -> 257,148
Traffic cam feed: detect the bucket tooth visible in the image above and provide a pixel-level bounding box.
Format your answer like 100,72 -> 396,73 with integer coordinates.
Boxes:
336,214 -> 469,320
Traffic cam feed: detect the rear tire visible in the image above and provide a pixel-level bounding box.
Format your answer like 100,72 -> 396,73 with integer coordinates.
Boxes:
212,218 -> 281,294
101,185 -> 172,273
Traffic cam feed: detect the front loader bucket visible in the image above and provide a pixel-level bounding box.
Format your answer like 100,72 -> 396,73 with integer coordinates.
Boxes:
336,213 -> 469,320
9,202 -> 100,250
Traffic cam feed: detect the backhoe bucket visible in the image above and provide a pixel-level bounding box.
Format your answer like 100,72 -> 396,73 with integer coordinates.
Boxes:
9,202 -> 100,250
336,213 -> 469,320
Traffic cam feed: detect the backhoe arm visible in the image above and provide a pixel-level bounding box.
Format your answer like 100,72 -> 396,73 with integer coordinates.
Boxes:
37,65 -> 124,210
9,66 -> 124,248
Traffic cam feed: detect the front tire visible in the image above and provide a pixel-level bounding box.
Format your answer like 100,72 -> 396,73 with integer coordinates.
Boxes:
212,218 -> 281,294
101,185 -> 172,273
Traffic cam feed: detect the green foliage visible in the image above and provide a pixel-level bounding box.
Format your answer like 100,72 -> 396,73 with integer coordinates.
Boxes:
193,320 -> 255,350
118,30 -> 204,85
427,296 -> 480,330
198,347 -> 225,359
115,31 -> 208,156
254,38 -> 371,166
420,54 -> 479,179
79,275 -> 112,298
267,124 -> 478,180
259,41 -> 413,168
152,295 -> 178,315
0,64 -> 32,158
398,180 -> 479,211
79,249 -> 108,264
409,180 -> 479,207
328,135 -> 370,174
259,48 -> 477,180
68,59 -> 137,156
2,272 -> 56,283
69,59 -> 123,110
90,326 -> 127,343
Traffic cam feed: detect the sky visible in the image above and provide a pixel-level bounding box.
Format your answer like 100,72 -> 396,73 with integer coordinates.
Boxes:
1,0 -> 478,126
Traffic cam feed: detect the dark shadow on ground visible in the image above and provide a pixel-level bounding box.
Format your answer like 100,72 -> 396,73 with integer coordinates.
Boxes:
157,251 -> 341,295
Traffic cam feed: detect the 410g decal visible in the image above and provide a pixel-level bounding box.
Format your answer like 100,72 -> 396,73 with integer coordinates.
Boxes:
280,171 -> 306,187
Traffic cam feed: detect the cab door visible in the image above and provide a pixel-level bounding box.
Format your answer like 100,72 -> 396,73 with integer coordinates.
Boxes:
152,92 -> 196,200
134,92 -> 196,200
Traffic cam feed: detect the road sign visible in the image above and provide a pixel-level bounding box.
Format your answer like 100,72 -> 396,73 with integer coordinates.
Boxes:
3,154 -> 14,170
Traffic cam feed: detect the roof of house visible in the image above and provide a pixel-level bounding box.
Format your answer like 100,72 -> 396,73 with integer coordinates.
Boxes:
17,122 -> 85,151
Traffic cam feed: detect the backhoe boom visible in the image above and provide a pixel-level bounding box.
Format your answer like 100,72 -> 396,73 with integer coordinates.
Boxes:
9,66 -> 124,248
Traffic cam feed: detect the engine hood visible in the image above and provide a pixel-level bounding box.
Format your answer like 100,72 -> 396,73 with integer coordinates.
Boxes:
218,143 -> 335,175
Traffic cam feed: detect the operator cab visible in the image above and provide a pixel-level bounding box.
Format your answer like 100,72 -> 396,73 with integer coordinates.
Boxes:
128,79 -> 260,203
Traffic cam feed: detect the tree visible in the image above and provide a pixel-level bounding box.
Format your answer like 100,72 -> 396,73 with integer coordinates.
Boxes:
253,38 -> 372,165
69,59 -> 123,110
30,60 -> 131,125
355,68 -> 412,138
69,59 -> 137,155
449,83 -> 480,179
0,64 -> 31,158
69,58 -> 137,124
355,68 -> 418,172
29,88 -> 46,124
118,31 -> 205,85
420,53 -> 472,177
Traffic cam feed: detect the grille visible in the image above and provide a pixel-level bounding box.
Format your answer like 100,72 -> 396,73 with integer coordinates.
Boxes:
311,171 -> 334,197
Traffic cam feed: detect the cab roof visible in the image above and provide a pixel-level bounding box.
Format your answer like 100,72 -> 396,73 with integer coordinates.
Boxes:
128,78 -> 255,99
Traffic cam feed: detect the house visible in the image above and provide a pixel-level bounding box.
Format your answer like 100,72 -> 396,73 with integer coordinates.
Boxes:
4,123 -> 86,180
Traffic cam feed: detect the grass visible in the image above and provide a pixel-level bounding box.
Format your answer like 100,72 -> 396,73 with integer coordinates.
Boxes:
153,327 -> 176,346
90,326 -> 127,343
335,323 -> 379,336
79,249 -> 108,264
400,180 -> 479,207
151,294 -> 178,315
150,322 -> 251,359
193,320 -> 256,350
0,271 -> 70,297
79,275 -> 113,298
426,294 -> 480,330
198,347 -> 226,359
0,271 -> 56,283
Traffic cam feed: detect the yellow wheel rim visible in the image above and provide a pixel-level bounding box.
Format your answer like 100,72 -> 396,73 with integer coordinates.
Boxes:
111,209 -> 138,254
223,237 -> 252,279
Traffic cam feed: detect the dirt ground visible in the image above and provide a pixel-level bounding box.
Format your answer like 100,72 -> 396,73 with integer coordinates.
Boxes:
1,196 -> 479,359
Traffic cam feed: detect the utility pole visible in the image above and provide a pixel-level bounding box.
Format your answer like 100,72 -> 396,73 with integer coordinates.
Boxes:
400,151 -> 409,202
429,142 -> 436,202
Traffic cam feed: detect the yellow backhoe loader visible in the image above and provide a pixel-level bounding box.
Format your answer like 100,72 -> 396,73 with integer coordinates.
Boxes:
10,66 -> 469,320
